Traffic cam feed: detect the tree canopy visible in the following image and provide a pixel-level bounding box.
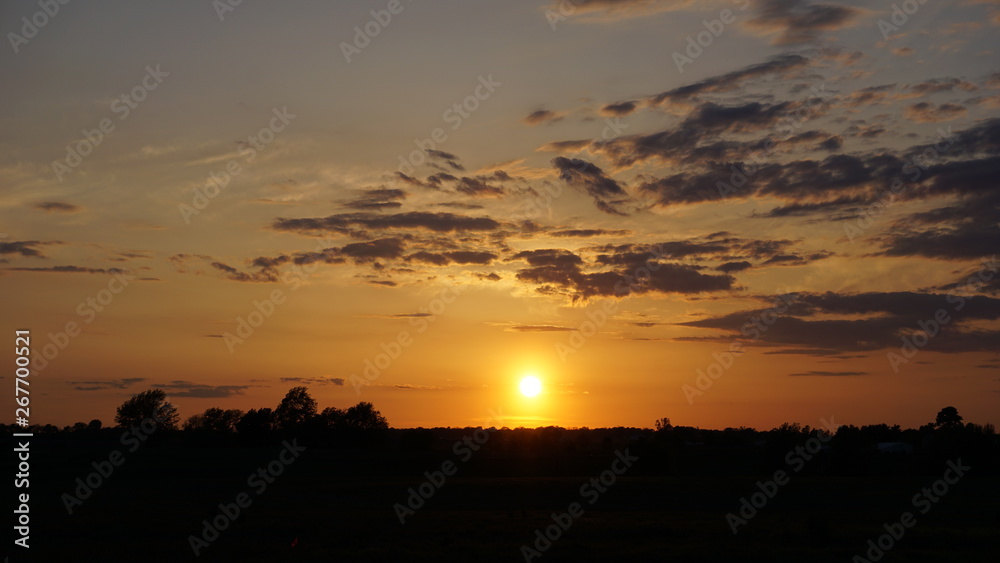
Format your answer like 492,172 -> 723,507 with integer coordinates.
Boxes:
115,388 -> 179,430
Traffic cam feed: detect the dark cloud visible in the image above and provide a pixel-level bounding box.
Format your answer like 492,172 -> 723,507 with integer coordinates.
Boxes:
7,265 -> 126,274
550,229 -> 631,237
717,261 -> 753,273
340,238 -> 407,263
0,240 -> 51,258
408,250 -> 496,266
904,102 -> 967,123
745,0 -> 861,45
552,157 -> 629,214
69,378 -> 147,391
646,54 -> 811,108
513,246 -> 735,301
593,99 -> 824,170
523,109 -> 562,126
682,291 -> 1000,354
600,101 -> 637,116
426,173 -> 458,188
434,202 -> 483,211
279,376 -> 345,386
508,325 -> 574,332
455,177 -> 506,197
272,212 -> 502,235
537,139 -> 592,153
342,188 -> 406,211
759,196 -> 864,218
789,371 -> 868,376
426,149 -> 464,171
908,78 -> 978,96
152,380 -> 257,398
212,261 -> 267,282
34,201 -> 80,213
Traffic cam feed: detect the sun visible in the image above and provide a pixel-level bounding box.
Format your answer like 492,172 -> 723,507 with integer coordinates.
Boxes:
519,375 -> 542,398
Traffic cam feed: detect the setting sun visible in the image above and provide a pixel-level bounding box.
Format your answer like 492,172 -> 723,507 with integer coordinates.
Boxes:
519,376 -> 542,398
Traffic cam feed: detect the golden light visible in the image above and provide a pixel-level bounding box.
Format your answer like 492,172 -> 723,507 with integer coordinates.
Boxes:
519,375 -> 542,398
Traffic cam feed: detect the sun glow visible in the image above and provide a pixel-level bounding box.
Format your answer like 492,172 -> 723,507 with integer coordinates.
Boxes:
519,375 -> 542,398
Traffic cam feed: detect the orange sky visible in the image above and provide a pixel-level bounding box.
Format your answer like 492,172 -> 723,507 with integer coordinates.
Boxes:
3,0 -> 999,430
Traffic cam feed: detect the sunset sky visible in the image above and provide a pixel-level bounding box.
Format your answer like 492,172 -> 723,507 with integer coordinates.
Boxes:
2,0 -> 999,430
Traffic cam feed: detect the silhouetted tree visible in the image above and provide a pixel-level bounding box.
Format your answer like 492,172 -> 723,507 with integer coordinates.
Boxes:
236,408 -> 275,436
88,419 -> 102,431
318,406 -> 345,429
935,406 -> 963,429
184,408 -> 244,432
115,389 -> 178,430
342,401 -> 388,430
654,417 -> 672,431
274,387 -> 318,430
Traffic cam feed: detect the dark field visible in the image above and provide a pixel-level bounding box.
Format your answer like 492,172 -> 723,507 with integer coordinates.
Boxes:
10,435 -> 999,563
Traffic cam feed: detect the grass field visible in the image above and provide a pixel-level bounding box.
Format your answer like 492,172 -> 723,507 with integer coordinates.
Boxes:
12,441 -> 998,562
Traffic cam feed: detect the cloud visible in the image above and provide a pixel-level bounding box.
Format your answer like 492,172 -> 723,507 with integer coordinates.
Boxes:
522,109 -> 563,125
600,101 -> 637,116
69,378 -> 147,391
591,98 -> 825,170
717,261 -> 753,273
407,250 -> 497,266
744,0 -> 861,46
550,229 -> 631,237
513,246 -> 735,301
537,139 -> 592,153
681,291 -> 1000,353
152,380 -> 258,398
342,188 -> 406,210
279,376 -> 345,386
6,265 -> 126,274
455,177 -> 506,197
552,157 -> 630,214
644,54 -> 811,108
789,371 -> 868,376
272,212 -> 502,235
0,240 -> 52,258
545,0 -> 695,22
34,201 -> 80,213
426,149 -> 464,171
507,325 -> 574,332
904,102 -> 967,123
